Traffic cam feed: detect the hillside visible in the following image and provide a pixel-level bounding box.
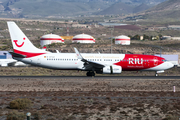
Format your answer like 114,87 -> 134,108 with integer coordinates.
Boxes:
95,2 -> 152,15
142,0 -> 180,20
0,0 -> 115,18
0,0 -> 167,18
120,0 -> 166,6
94,2 -> 134,15
146,0 -> 180,12
133,3 -> 151,13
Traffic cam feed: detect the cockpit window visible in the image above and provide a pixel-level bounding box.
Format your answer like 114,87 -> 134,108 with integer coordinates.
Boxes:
162,59 -> 167,62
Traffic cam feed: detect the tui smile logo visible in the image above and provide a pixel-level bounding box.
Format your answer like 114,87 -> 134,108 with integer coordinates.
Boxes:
13,37 -> 25,47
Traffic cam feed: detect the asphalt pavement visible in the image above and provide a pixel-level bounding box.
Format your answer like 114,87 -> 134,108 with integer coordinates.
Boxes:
0,76 -> 180,79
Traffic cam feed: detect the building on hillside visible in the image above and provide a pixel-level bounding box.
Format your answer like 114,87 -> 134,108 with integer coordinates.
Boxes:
72,24 -> 91,28
161,36 -> 171,40
161,36 -> 180,40
98,22 -> 127,27
72,34 -> 95,43
171,37 -> 180,40
168,25 -> 180,30
40,34 -> 64,47
115,35 -> 130,45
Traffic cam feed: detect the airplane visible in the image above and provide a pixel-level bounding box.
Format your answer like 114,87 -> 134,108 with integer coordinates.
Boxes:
0,59 -> 27,67
7,21 -> 174,76
0,52 -> 27,67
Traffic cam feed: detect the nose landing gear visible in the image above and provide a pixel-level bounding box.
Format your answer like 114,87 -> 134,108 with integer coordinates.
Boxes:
155,73 -> 158,76
155,70 -> 164,77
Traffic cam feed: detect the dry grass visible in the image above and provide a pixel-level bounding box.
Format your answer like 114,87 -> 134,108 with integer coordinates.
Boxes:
9,98 -> 32,109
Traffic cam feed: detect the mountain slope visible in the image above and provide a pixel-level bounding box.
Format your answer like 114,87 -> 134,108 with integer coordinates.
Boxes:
143,0 -> 180,19
10,0 -> 112,16
94,2 -> 151,15
94,2 -> 134,15
133,3 -> 151,13
0,0 -> 115,18
0,0 -> 168,18
146,0 -> 180,12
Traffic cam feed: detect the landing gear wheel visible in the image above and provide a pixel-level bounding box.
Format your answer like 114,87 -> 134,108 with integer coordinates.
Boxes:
91,72 -> 95,76
86,72 -> 90,76
155,73 -> 158,77
86,71 -> 95,77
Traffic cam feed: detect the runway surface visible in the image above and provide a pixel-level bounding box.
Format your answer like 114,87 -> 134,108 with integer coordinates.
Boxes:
0,75 -> 179,119
0,76 -> 180,79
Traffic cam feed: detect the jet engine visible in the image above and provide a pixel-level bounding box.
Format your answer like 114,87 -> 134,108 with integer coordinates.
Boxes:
96,65 -> 122,74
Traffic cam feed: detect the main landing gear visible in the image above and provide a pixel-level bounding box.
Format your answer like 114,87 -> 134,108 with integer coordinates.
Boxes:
86,71 -> 95,77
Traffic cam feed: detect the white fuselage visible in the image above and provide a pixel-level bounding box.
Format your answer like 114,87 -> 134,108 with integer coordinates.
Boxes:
14,53 -> 173,71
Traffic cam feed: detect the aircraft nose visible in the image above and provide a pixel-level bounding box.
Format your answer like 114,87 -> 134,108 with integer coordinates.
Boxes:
166,62 -> 174,69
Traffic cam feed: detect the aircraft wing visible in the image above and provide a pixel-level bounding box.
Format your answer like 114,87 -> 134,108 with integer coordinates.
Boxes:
0,59 -> 17,67
7,61 -> 17,66
74,48 -> 104,70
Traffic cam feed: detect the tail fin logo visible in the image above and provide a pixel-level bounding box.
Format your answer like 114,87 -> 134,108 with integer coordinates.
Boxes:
13,37 -> 25,47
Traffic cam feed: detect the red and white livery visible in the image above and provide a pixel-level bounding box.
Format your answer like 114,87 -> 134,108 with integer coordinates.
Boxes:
72,34 -> 95,43
40,34 -> 64,47
7,21 -> 173,76
115,35 -> 130,45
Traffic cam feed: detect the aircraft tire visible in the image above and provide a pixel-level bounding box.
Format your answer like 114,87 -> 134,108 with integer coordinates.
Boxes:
86,72 -> 90,76
86,71 -> 95,77
91,72 -> 95,76
155,73 -> 158,77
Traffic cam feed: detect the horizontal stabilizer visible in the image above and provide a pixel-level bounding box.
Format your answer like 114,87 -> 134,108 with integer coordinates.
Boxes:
9,52 -> 26,58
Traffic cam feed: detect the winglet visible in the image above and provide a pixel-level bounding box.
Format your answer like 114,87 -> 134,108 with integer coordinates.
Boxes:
74,47 -> 83,59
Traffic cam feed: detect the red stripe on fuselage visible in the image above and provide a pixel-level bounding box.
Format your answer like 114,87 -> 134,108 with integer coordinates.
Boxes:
114,54 -> 164,71
14,49 -> 46,58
